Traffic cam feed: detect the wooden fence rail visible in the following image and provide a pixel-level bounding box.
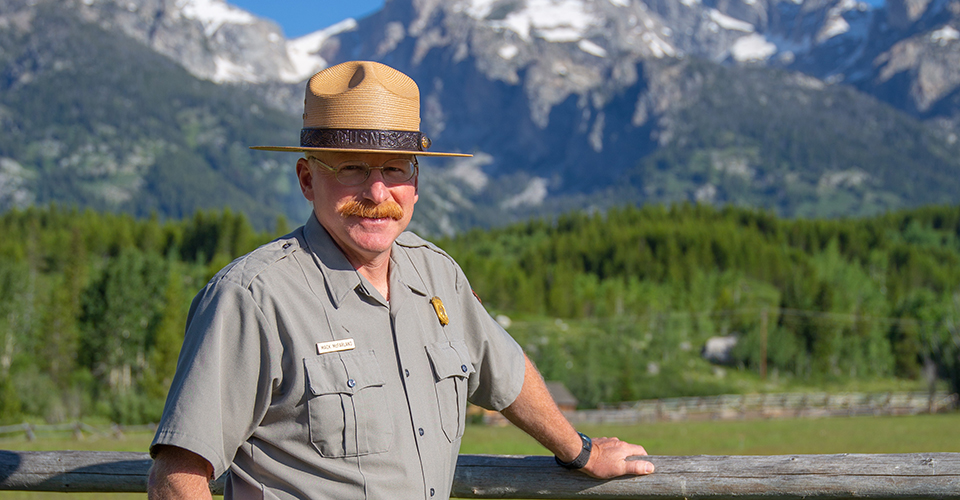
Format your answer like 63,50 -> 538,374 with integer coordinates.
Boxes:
568,392 -> 958,425
0,451 -> 957,499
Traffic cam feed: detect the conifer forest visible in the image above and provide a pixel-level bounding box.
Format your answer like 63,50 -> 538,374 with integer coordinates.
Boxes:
1,203 -> 958,424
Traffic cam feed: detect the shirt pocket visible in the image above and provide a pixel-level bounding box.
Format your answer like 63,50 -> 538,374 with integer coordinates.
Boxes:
425,341 -> 475,442
303,350 -> 393,458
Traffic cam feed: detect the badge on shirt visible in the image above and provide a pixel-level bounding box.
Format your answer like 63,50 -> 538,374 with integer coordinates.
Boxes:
430,296 -> 449,326
316,338 -> 356,354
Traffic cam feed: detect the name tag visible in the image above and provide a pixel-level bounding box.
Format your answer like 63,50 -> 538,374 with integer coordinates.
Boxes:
316,338 -> 356,354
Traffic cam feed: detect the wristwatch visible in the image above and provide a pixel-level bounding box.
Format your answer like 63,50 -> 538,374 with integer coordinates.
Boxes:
555,432 -> 592,469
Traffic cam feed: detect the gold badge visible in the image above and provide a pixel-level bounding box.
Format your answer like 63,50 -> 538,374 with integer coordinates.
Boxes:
430,296 -> 449,326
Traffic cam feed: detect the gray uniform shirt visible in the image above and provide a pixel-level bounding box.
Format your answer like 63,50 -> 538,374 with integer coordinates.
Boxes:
150,215 -> 526,500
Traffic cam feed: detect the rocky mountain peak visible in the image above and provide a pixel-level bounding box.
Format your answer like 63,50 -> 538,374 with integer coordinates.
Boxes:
4,0 -> 960,233
886,0 -> 934,28
5,0 -> 354,85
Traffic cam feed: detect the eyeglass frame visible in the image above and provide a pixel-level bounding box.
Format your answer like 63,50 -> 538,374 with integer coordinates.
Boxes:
306,155 -> 419,186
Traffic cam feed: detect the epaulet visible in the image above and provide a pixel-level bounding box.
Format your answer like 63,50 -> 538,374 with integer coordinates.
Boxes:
394,231 -> 465,290
214,232 -> 302,289
395,231 -> 454,261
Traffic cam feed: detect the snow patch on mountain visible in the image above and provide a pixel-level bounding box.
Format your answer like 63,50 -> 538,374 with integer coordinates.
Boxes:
708,9 -> 754,32
644,32 -> 676,58
176,0 -> 256,37
481,0 -> 600,42
462,0 -> 498,18
499,44 -> 520,59
501,177 -> 549,209
283,19 -> 358,83
931,25 -> 960,45
819,16 -> 850,41
731,34 -> 777,62
212,55 -> 253,83
578,39 -> 608,57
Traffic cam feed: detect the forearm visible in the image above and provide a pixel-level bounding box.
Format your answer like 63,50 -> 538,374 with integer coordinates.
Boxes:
500,354 -> 655,478
500,355 -> 583,462
148,446 -> 215,500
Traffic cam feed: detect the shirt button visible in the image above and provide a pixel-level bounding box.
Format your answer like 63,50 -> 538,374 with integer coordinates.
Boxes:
419,428 -> 424,436
347,379 -> 356,388
461,364 -> 468,373
405,369 -> 410,377
430,488 -> 435,496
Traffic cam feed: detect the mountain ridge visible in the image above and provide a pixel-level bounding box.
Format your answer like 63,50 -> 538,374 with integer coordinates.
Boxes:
3,0 -> 960,234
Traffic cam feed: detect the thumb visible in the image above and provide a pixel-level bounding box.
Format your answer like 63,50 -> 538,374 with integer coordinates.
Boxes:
626,457 -> 655,475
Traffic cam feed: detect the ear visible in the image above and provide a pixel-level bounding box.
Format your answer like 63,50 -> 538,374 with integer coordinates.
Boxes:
296,157 -> 315,202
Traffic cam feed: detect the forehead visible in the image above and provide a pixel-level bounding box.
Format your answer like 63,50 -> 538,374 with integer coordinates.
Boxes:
309,151 -> 416,164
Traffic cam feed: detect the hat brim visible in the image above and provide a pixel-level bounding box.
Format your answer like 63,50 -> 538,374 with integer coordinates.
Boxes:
249,146 -> 472,157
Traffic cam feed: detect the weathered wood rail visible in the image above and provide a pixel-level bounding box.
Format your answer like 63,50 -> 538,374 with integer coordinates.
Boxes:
0,451 -> 958,498
570,392 -> 959,425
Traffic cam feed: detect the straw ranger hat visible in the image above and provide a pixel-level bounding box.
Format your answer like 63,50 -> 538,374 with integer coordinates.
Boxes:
250,61 -> 470,157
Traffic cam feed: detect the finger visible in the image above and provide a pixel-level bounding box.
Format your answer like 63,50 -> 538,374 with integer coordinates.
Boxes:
607,441 -> 647,457
625,458 -> 655,475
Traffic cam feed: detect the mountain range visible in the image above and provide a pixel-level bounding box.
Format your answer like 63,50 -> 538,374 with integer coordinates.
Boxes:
2,0 -> 960,233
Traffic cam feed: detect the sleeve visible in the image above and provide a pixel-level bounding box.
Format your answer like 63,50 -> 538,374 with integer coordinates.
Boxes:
457,267 -> 526,412
150,278 -> 281,478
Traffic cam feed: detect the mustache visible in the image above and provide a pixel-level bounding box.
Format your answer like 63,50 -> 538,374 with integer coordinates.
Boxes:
337,200 -> 404,220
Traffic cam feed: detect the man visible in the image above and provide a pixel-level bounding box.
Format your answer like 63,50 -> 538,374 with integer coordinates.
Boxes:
148,61 -> 654,500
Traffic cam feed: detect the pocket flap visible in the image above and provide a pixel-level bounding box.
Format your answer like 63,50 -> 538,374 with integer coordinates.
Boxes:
425,341 -> 474,382
305,350 -> 385,396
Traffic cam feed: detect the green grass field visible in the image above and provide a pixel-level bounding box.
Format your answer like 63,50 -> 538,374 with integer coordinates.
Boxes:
0,413 -> 957,499
460,413 -> 960,456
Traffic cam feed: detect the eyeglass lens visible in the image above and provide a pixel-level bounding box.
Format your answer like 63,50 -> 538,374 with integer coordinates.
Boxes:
335,159 -> 416,185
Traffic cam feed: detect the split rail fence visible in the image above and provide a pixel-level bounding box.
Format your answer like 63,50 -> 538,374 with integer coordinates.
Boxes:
569,391 -> 959,425
0,451 -> 958,498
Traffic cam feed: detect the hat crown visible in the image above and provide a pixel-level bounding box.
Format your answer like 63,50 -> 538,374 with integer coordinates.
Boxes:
303,61 -> 421,132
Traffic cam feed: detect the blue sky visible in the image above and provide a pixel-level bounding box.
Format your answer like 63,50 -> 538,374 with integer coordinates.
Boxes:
230,0 -> 386,38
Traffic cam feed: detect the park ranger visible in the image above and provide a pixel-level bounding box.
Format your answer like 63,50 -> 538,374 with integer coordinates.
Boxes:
147,61 -> 655,500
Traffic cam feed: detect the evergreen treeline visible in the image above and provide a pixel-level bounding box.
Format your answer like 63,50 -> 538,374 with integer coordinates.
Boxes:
440,204 -> 960,406
0,206 -> 287,424
3,203 -> 960,423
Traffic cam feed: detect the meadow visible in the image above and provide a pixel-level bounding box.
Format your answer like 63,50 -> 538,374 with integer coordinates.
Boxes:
0,413 -> 956,499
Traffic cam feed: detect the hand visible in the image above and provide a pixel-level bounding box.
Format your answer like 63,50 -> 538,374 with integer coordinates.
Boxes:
581,437 -> 655,479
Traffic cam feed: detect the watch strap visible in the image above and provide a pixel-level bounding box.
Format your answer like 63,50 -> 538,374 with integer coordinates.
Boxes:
555,432 -> 592,470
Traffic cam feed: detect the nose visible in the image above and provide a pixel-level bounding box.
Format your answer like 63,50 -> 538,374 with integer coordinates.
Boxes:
361,169 -> 391,204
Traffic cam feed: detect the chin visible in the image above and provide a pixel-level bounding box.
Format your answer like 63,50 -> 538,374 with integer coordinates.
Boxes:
349,230 -> 402,253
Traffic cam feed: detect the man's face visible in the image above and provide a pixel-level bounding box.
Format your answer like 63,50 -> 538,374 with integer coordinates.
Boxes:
297,151 -> 419,266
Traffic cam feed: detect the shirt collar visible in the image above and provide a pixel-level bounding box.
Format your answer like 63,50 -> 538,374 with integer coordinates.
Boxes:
389,243 -> 428,298
302,214 -> 428,307
303,214 -> 362,308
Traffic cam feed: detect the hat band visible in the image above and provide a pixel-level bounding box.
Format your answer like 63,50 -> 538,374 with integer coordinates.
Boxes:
301,128 -> 428,152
